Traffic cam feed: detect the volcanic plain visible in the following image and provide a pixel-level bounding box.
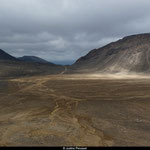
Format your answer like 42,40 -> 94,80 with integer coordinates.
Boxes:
0,74 -> 150,146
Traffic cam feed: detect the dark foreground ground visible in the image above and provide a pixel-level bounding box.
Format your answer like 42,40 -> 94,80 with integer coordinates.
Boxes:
0,74 -> 150,146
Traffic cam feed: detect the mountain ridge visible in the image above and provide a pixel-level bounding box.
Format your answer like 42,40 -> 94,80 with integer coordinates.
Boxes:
0,49 -> 64,78
18,56 -> 52,64
1,33 -> 150,76
70,33 -> 150,73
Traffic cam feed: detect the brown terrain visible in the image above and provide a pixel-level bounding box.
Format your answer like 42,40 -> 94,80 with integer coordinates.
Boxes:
71,33 -> 150,73
0,74 -> 150,146
1,33 -> 150,146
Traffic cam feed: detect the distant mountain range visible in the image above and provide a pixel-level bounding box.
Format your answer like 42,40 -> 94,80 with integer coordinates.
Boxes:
0,49 -> 54,64
1,33 -> 150,78
70,33 -> 150,74
0,49 -> 64,78
18,56 -> 52,64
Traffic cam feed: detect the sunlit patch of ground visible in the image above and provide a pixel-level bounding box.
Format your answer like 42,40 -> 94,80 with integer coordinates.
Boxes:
0,74 -> 150,146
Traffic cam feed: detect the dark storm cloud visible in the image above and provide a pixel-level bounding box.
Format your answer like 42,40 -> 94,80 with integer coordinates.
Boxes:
0,0 -> 150,64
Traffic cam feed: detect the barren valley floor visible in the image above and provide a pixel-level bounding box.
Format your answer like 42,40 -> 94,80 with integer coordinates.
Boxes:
0,74 -> 150,146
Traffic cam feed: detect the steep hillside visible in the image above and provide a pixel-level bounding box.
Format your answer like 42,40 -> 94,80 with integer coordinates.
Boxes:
71,33 -> 150,73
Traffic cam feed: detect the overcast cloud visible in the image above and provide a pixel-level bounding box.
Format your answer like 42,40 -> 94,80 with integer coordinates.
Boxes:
0,0 -> 150,64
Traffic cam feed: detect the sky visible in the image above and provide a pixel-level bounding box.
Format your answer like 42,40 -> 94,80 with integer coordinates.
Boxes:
0,0 -> 150,65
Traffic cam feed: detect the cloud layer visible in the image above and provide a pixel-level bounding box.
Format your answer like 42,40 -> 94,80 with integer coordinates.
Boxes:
0,0 -> 150,64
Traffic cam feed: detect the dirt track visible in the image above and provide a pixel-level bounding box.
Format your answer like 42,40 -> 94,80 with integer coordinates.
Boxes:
0,74 -> 150,146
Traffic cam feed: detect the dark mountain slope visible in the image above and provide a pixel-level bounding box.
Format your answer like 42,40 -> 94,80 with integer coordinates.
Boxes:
0,49 -> 18,61
71,33 -> 150,73
0,49 -> 64,78
0,61 -> 64,78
